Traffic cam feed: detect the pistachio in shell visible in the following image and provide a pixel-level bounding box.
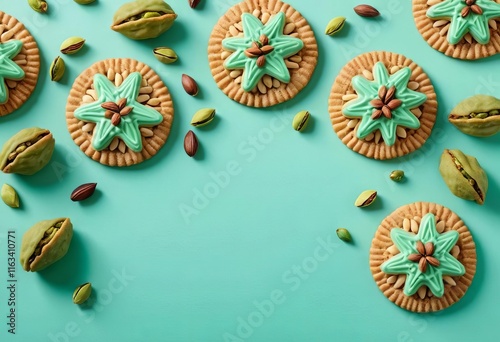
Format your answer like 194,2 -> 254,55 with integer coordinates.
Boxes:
0,127 -> 55,175
439,149 -> 488,205
20,218 -> 73,272
111,0 -> 177,40
448,94 -> 500,137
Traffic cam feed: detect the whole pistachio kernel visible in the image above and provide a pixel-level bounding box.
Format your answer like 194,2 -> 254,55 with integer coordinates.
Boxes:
191,108 -> 215,127
390,170 -> 405,182
153,47 -> 178,64
292,111 -> 310,132
1,184 -> 19,208
355,190 -> 377,207
73,283 -> 92,304
28,0 -> 48,13
111,0 -> 178,40
0,127 -> 55,175
60,37 -> 86,55
336,228 -> 352,242
73,0 -> 96,3
50,56 -> 65,82
325,16 -> 346,36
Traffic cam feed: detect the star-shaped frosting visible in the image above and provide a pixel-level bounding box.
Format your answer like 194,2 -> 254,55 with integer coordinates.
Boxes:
0,40 -> 25,104
222,12 -> 304,92
427,0 -> 500,45
342,62 -> 427,146
74,72 -> 163,152
381,213 -> 465,297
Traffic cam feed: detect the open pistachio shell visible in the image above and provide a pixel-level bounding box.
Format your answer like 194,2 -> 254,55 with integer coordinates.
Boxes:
20,218 -> 73,272
0,127 -> 55,175
448,95 -> 500,137
439,149 -> 488,205
111,0 -> 177,40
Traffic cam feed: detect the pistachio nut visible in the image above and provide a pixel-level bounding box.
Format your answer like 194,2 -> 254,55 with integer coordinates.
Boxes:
50,56 -> 65,82
390,170 -> 405,182
448,95 -> 500,137
111,0 -> 177,40
191,108 -> 215,127
325,16 -> 346,36
73,282 -> 92,304
355,190 -> 377,207
60,37 -> 86,55
28,0 -> 48,13
74,0 -> 96,4
336,228 -> 352,242
439,149 -> 488,205
292,110 -> 310,132
0,127 -> 55,175
20,218 -> 73,272
153,47 -> 177,64
1,184 -> 19,208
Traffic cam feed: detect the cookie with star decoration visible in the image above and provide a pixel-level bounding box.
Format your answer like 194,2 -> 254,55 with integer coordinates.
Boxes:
66,58 -> 174,167
0,11 -> 40,117
208,0 -> 318,107
370,202 -> 477,312
329,51 -> 438,160
413,0 -> 500,59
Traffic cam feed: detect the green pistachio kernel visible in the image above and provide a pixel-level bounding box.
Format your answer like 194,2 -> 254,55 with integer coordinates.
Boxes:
1,184 -> 19,208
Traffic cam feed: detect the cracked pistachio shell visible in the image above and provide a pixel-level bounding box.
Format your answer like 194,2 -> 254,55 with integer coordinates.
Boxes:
1,184 -> 19,208
448,95 -> 500,137
74,0 -> 96,4
191,108 -> 215,127
111,0 -> 177,40
292,111 -> 310,132
28,0 -> 48,13
73,283 -> 92,304
355,190 -> 377,207
20,218 -> 73,272
153,47 -> 177,64
0,127 -> 55,175
60,37 -> 85,55
50,56 -> 65,82
439,149 -> 488,205
325,16 -> 346,36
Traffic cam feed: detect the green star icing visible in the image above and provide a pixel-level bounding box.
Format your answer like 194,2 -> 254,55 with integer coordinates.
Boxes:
0,40 -> 25,104
342,62 -> 426,146
74,72 -> 163,152
427,0 -> 500,45
222,12 -> 304,92
381,213 -> 465,297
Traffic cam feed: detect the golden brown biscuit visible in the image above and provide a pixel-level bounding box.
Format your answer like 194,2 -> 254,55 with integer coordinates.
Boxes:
66,58 -> 174,167
370,202 -> 476,312
208,0 -> 318,107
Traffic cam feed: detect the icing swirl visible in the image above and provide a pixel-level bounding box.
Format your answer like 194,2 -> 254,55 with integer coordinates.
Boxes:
342,62 -> 426,146
222,12 -> 304,92
381,213 -> 465,297
427,0 -> 500,45
74,72 -> 163,152
0,40 -> 25,104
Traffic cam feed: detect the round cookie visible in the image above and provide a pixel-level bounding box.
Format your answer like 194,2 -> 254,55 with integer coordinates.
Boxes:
370,202 -> 476,313
208,0 -> 318,107
0,11 -> 40,117
329,51 -> 437,160
66,58 -> 174,167
412,0 -> 500,60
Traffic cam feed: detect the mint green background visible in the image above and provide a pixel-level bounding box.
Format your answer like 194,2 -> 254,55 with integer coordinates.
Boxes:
1,0 -> 499,341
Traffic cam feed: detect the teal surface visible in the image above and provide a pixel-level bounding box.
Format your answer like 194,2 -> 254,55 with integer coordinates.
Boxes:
0,0 -> 499,341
